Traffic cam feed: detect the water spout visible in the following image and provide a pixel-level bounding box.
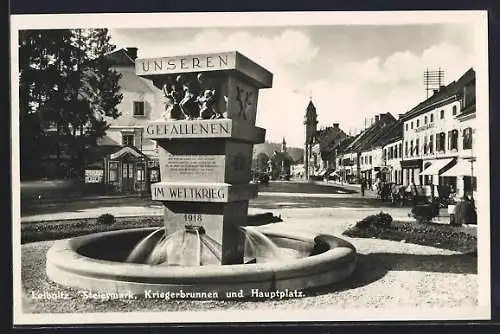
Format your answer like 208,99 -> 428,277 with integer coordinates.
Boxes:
125,227 -> 165,263
241,226 -> 301,263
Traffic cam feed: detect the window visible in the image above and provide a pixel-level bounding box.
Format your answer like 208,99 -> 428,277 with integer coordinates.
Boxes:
448,129 -> 458,150
384,149 -> 387,161
405,141 -> 408,157
416,119 -> 420,127
424,136 -> 428,154
369,156 -> 372,164
424,116 -> 428,124
405,124 -> 408,131
150,169 -> 159,183
437,132 -> 446,151
430,113 -> 434,122
133,101 -> 145,116
452,105 -> 457,116
440,109 -> 445,119
399,144 -> 402,157
108,161 -> 118,182
122,133 -> 134,146
429,135 -> 434,154
410,140 -> 413,156
136,163 -> 145,181
411,122 -> 414,129
415,138 -> 419,156
463,127 -> 473,149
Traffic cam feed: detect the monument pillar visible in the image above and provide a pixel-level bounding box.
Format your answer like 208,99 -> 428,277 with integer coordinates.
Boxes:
136,51 -> 273,265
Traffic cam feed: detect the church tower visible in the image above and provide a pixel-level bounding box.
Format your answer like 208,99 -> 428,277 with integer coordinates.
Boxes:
281,137 -> 287,152
304,99 -> 318,180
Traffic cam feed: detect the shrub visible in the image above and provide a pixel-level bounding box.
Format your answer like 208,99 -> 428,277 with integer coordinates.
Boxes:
343,219 -> 477,253
355,212 -> 393,229
97,213 -> 115,225
454,200 -> 477,225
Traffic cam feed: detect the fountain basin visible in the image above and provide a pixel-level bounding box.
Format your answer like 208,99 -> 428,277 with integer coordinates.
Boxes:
46,227 -> 357,298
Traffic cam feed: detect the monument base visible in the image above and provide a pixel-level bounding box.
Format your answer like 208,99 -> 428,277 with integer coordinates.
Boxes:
163,201 -> 249,265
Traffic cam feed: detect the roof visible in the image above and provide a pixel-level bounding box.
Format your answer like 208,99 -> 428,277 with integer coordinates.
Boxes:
86,144 -> 149,164
104,48 -> 136,67
305,100 -> 318,124
401,68 -> 475,121
337,135 -> 357,155
372,120 -> 403,147
315,126 -> 349,160
344,113 -> 397,153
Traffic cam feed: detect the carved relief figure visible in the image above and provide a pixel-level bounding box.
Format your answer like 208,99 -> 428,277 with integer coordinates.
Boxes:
177,74 -> 200,120
162,82 -> 183,120
196,73 -> 219,119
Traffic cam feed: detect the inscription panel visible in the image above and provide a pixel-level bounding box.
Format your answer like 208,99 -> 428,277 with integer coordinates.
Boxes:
145,119 -> 232,139
160,151 -> 225,182
136,52 -> 236,76
151,183 -> 257,202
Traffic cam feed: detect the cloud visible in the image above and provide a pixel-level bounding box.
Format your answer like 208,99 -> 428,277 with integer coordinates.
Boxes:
110,28 -> 474,148
292,41 -> 475,146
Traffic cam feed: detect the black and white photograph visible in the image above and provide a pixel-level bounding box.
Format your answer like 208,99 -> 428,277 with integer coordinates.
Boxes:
11,11 -> 490,325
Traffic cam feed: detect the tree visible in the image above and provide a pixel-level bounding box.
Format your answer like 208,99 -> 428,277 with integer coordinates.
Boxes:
18,29 -> 123,179
255,153 -> 270,173
19,30 -> 75,179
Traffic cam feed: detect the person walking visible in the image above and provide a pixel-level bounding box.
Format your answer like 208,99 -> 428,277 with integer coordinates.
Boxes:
361,178 -> 367,197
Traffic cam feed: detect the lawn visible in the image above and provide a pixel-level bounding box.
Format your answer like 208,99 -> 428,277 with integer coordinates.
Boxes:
342,212 -> 477,253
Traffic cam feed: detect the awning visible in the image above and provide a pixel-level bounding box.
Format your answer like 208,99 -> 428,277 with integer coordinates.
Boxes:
441,159 -> 474,177
419,158 -> 454,176
110,146 -> 148,160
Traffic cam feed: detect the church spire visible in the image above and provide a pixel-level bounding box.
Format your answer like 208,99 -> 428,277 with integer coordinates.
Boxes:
304,99 -> 318,144
281,137 -> 287,152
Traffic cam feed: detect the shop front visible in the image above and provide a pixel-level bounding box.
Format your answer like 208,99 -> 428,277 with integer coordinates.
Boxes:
401,159 -> 423,186
441,157 -> 476,200
102,146 -> 160,194
419,157 -> 456,198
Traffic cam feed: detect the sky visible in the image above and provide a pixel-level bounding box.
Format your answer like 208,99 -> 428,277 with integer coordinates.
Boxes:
109,23 -> 476,147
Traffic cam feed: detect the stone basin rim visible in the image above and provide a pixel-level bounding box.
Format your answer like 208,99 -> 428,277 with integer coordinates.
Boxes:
46,227 -> 357,283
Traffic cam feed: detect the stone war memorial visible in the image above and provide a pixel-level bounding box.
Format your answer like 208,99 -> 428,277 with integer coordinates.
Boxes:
137,51 -> 271,265
46,51 -> 357,297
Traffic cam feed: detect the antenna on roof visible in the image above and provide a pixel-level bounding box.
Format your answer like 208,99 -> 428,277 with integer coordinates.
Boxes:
424,68 -> 445,98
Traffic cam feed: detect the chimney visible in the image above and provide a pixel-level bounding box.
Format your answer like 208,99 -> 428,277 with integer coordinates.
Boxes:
125,47 -> 138,60
398,113 -> 405,119
433,89 -> 439,95
374,115 -> 380,123
333,123 -> 339,129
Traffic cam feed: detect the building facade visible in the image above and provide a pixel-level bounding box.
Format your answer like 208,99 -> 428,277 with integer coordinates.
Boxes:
337,113 -> 397,184
382,138 -> 403,184
401,68 -> 476,198
87,47 -> 165,193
